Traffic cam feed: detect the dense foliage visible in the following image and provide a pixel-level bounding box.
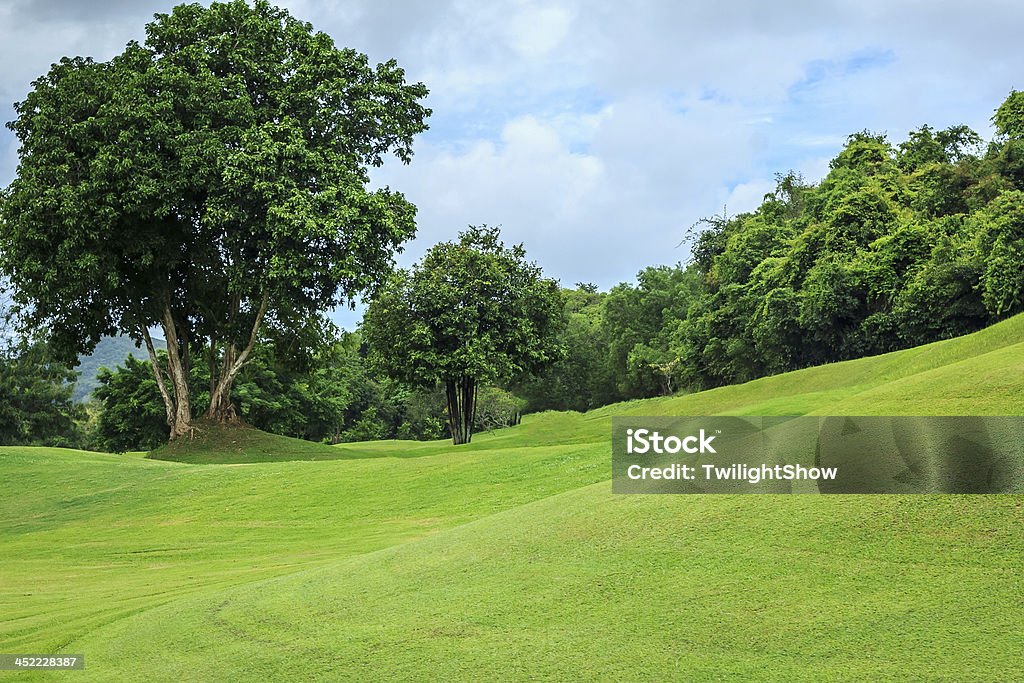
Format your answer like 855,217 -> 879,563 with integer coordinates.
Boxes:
85,331 -> 528,451
90,355 -> 169,452
674,114 -> 1022,389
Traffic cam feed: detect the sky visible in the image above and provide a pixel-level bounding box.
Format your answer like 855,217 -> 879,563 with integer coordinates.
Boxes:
1,0 -> 1023,330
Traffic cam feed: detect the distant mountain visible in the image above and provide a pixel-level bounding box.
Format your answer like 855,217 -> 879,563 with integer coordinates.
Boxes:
72,335 -> 166,403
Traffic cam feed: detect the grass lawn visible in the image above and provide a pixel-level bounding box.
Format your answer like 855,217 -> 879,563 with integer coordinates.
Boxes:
2,314 -> 1024,680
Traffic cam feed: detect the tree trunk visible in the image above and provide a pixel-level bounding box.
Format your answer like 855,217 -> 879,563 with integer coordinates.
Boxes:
161,305 -> 193,440
205,343 -> 240,424
142,326 -> 174,430
446,376 -> 477,445
139,293 -> 268,440
206,375 -> 239,423
203,291 -> 269,425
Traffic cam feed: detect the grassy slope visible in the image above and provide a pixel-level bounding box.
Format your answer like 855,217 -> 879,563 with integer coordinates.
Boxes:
2,314 -> 1023,680
0,442 -> 605,656
148,419 -> 347,463
73,491 -> 1024,682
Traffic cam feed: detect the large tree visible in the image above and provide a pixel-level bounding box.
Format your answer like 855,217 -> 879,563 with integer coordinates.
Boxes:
0,0 -> 429,440
362,226 -> 564,445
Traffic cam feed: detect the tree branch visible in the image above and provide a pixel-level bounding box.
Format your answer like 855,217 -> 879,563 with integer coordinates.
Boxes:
229,290 -> 269,375
142,326 -> 174,427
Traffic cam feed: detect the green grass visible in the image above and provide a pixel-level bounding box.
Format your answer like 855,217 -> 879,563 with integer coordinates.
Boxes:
3,314 -> 1024,680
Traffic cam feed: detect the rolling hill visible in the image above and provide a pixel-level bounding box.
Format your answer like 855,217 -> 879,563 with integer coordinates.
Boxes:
2,314 -> 1023,680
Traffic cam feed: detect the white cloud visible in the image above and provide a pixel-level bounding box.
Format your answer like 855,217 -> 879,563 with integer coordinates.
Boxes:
374,92 -> 767,288
505,2 -> 573,58
0,0 -> 157,114
376,115 -> 604,267
724,180 -> 777,216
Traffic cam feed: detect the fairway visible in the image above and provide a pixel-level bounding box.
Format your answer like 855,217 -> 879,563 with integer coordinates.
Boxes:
3,314 -> 1024,680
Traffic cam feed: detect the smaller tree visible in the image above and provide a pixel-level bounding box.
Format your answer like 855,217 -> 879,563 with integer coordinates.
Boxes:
363,226 -> 563,444
92,355 -> 168,452
0,342 -> 82,447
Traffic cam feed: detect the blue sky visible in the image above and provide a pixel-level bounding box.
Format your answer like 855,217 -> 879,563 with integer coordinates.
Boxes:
1,0 -> 1022,330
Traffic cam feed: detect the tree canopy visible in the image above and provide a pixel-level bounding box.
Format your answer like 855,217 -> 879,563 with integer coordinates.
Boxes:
363,225 -> 564,444
0,0 -> 429,440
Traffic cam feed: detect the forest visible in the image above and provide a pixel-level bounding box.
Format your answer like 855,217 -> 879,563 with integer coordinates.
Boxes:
3,90 -> 1024,451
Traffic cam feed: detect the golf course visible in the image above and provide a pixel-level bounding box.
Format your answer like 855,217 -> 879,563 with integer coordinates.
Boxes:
5,0 -> 1024,680
2,312 -> 1022,681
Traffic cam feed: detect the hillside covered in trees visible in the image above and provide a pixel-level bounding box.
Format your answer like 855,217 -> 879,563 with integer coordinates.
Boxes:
519,91 -> 1024,410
